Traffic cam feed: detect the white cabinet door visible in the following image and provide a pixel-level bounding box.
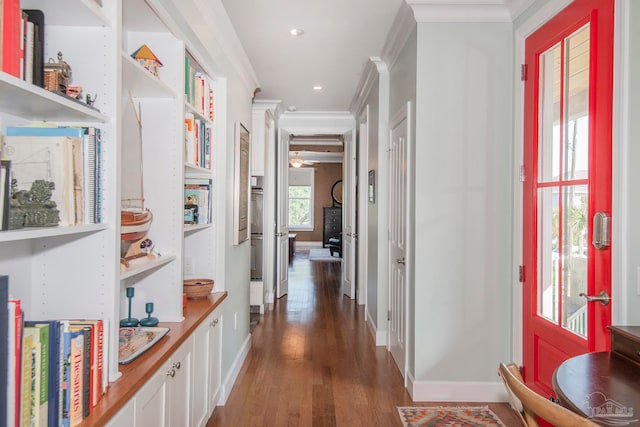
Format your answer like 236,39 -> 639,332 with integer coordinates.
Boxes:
105,399 -> 136,427
167,339 -> 192,427
192,318 -> 211,427
207,312 -> 222,414
135,362 -> 170,427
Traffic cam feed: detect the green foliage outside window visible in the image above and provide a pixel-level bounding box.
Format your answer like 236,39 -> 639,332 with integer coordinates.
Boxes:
289,186 -> 311,227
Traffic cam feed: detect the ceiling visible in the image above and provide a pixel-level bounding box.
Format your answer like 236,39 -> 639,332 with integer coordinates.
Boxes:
220,0 -> 404,113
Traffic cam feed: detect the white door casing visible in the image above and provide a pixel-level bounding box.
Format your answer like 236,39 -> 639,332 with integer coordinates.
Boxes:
388,103 -> 409,377
276,129 -> 290,298
342,128 -> 357,299
357,106 -> 369,306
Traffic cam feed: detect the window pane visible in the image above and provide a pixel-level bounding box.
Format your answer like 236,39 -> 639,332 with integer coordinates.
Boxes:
289,186 -> 311,198
538,43 -> 562,183
538,187 -> 559,324
563,25 -> 590,181
289,199 -> 310,226
562,185 -> 588,337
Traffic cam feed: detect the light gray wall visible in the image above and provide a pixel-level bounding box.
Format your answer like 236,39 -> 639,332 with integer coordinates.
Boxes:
413,21 -> 514,382
362,77 -> 381,325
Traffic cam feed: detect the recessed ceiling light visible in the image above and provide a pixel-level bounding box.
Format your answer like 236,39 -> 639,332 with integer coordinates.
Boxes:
313,85 -> 323,91
287,106 -> 297,112
289,28 -> 304,36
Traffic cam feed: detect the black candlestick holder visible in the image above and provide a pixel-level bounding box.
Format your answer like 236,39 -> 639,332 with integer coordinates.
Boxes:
139,302 -> 159,327
120,287 -> 140,327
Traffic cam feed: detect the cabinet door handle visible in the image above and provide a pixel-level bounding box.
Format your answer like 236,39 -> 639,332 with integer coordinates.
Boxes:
213,318 -> 219,326
173,361 -> 181,370
167,369 -> 176,378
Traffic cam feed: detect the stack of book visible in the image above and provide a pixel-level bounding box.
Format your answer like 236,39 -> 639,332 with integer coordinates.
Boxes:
184,178 -> 212,225
1,2 -> 45,87
1,126 -> 103,227
184,114 -> 212,169
2,276 -> 106,427
184,56 -> 215,121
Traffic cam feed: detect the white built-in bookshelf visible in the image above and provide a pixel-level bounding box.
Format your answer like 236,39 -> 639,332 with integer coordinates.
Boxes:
0,0 -> 222,398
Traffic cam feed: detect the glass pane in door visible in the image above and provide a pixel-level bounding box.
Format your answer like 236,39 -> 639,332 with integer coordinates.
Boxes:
538,43 -> 561,183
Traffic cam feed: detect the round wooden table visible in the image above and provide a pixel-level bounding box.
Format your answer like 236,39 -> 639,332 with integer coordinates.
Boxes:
553,351 -> 640,425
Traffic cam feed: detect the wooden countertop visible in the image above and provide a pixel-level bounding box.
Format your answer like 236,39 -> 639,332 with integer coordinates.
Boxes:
79,291 -> 228,427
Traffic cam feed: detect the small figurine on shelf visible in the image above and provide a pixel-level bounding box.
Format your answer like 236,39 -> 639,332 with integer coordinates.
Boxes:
9,179 -> 60,229
139,302 -> 159,327
120,287 -> 139,327
130,44 -> 163,77
44,51 -> 72,94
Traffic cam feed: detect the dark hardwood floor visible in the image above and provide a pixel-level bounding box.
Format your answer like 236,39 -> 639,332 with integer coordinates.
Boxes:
206,249 -> 520,426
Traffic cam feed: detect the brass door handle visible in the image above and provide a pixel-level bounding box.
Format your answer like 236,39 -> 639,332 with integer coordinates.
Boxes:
396,257 -> 405,265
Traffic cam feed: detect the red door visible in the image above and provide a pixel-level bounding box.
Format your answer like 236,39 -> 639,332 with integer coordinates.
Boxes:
522,0 -> 614,396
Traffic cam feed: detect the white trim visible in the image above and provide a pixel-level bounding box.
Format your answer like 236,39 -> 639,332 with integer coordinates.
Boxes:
351,58 -> 387,114
406,371 -> 416,400
612,0 -> 631,324
357,106 -> 370,307
380,3 -> 415,76
366,309 -> 388,346
406,0 -> 534,22
218,333 -> 251,405
411,380 -> 509,403
279,111 -> 356,135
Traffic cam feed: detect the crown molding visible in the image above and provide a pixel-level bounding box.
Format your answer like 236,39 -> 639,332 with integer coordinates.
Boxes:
406,0 -> 534,23
350,57 -> 388,114
279,111 -> 355,135
382,3 -> 417,68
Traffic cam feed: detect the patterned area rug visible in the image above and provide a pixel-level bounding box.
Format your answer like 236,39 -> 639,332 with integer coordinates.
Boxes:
397,406 -> 507,427
308,248 -> 341,262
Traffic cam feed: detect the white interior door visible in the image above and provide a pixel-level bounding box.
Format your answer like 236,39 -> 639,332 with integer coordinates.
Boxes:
389,103 -> 409,376
357,107 -> 369,306
342,128 -> 356,299
276,129 -> 289,298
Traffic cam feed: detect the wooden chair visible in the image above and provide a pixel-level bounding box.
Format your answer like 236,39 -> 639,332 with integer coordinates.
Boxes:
498,362 -> 599,427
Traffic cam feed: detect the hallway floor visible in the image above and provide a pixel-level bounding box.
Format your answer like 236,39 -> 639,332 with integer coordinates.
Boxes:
206,249 -> 519,426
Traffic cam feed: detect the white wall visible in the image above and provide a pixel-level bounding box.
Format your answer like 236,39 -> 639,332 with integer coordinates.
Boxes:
155,0 -> 257,397
412,22 -> 514,386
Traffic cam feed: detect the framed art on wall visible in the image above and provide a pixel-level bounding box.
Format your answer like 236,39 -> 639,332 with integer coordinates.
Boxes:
234,123 -> 251,244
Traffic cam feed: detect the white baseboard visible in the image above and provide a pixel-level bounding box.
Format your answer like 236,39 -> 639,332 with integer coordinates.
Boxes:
406,371 -> 416,400
366,310 -> 387,346
218,333 -> 251,405
411,380 -> 509,402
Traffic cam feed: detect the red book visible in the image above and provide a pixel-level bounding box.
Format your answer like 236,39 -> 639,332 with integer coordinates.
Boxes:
1,0 -> 22,77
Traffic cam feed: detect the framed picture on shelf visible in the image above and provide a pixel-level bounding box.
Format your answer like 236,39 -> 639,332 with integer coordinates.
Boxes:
233,123 -> 250,245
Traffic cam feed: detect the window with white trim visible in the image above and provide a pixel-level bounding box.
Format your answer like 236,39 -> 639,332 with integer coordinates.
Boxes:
288,168 -> 314,230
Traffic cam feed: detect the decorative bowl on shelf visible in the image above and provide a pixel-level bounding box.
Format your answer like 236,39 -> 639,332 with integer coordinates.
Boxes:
183,278 -> 214,299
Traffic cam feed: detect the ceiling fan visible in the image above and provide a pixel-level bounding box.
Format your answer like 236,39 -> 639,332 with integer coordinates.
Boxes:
289,151 -> 318,168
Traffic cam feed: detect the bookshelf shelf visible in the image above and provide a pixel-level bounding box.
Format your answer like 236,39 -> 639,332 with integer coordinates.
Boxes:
0,72 -> 110,122
21,0 -> 110,27
0,223 -> 109,243
185,102 -> 213,125
119,253 -> 177,280
184,163 -> 212,176
184,223 -> 211,234
121,54 -> 177,99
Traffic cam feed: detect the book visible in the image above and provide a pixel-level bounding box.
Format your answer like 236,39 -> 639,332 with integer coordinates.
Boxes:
82,128 -> 97,224
24,19 -> 34,83
8,298 -> 23,427
4,127 -> 87,226
0,276 -> 8,425
23,10 -> 44,88
118,327 -> 170,365
20,333 -> 33,427
0,159 -> 11,231
69,320 -> 103,407
1,0 -> 21,77
68,331 -> 84,425
26,320 -> 61,427
68,324 -> 91,418
61,323 -> 82,427
23,324 -> 49,427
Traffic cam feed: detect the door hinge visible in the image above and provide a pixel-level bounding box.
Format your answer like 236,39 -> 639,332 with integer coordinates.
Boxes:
388,310 -> 391,321
519,165 -> 526,182
519,265 -> 525,282
521,64 -> 528,81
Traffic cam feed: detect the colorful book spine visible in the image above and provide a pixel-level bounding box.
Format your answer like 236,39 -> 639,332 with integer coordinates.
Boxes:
20,333 -> 33,427
2,0 -> 22,77
26,320 -> 60,427
69,324 -> 91,419
8,299 -> 23,427
0,276 -> 8,425
69,331 -> 84,425
23,323 -> 50,427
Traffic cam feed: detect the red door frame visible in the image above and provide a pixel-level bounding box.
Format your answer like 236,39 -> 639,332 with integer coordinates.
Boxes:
522,0 -> 614,395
